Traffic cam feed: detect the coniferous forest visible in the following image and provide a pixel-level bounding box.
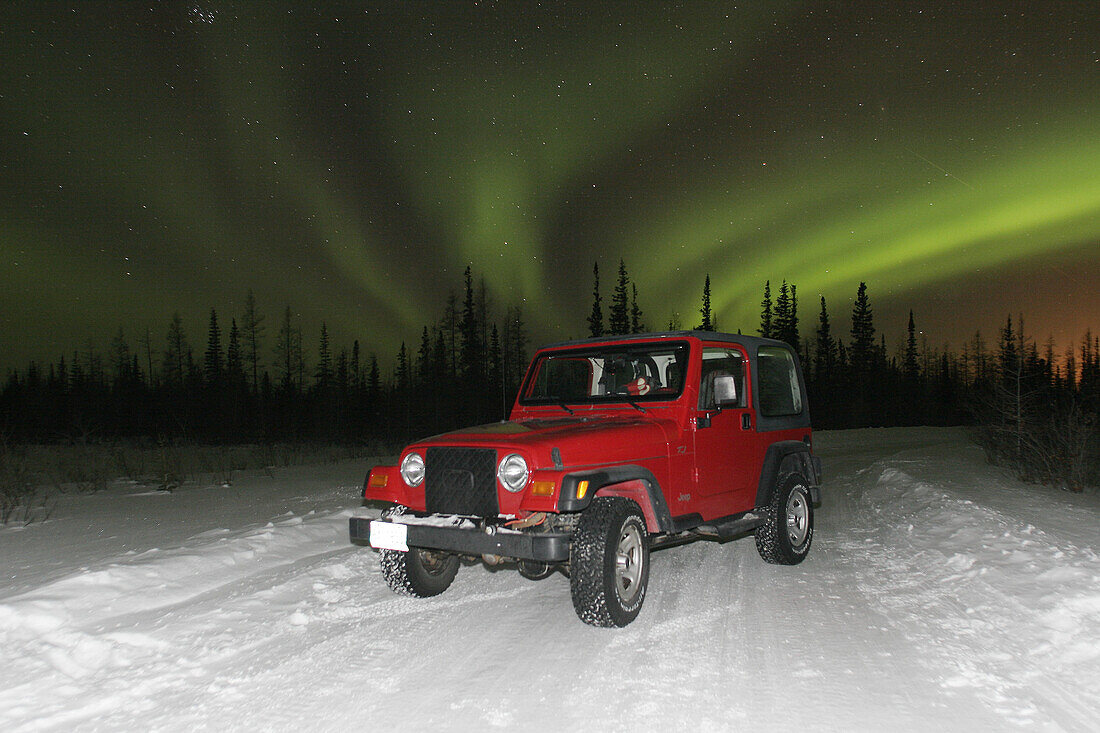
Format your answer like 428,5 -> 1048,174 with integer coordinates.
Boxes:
2,263 -> 1098,491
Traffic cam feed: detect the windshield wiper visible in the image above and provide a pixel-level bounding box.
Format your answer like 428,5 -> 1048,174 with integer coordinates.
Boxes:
542,397 -> 574,415
621,396 -> 646,413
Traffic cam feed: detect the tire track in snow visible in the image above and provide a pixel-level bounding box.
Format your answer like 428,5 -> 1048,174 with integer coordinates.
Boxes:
837,461 -> 1100,731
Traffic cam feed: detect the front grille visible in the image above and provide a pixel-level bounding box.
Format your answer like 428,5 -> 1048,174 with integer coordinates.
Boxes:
424,447 -> 498,516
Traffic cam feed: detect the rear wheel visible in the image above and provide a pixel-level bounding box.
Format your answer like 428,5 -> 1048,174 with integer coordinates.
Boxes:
517,559 -> 555,580
755,472 -> 814,565
570,498 -> 649,627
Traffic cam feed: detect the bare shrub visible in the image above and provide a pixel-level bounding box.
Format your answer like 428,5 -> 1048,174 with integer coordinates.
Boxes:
0,437 -> 48,525
969,381 -> 1098,492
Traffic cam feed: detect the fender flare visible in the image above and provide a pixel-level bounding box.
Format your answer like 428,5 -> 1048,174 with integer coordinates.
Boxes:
557,465 -> 673,533
755,441 -> 822,508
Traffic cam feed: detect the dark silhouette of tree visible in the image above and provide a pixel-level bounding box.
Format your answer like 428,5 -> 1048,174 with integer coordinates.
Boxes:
631,283 -> 646,334
315,322 -> 333,389
608,259 -> 630,335
904,311 -> 920,384
758,280 -> 773,338
587,262 -> 604,337
242,289 -> 265,394
697,274 -> 713,331
163,313 -> 188,389
274,306 -> 303,392
502,304 -> 528,404
488,324 -> 505,418
204,309 -> 223,386
849,282 -> 875,375
137,327 -> 155,387
226,319 -> 244,386
814,296 -> 835,377
459,266 -> 487,422
773,280 -> 799,351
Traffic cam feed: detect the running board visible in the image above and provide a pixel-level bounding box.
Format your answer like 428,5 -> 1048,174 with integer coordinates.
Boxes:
693,512 -> 764,540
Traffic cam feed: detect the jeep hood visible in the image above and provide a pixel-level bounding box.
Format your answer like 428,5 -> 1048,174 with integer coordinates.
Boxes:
413,415 -> 675,469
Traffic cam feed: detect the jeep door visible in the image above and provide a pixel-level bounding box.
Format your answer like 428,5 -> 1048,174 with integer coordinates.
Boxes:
693,344 -> 758,514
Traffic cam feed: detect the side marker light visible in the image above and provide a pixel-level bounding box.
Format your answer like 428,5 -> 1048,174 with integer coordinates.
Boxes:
576,480 -> 590,500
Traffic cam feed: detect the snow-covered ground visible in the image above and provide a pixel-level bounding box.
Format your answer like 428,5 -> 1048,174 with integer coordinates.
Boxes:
1,428 -> 1098,732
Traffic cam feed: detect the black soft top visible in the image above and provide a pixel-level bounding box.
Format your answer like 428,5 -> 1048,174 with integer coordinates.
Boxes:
536,331 -> 792,353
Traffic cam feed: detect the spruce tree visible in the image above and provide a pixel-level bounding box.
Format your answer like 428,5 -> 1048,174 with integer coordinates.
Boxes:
814,296 -> 835,378
697,274 -> 713,331
459,266 -> 485,386
773,280 -> 799,350
109,328 -> 132,384
274,306 -> 298,391
758,280 -> 773,338
587,262 -> 603,337
204,309 -> 223,386
608,259 -> 630,335
904,311 -> 920,383
351,340 -> 362,389
315,322 -> 332,389
416,326 -> 432,384
630,283 -> 645,334
163,313 -> 188,389
227,318 -> 245,386
241,289 -> 265,394
849,282 -> 875,374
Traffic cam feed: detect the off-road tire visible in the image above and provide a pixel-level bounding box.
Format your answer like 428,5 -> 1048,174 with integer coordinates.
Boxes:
755,472 -> 814,565
570,497 -> 649,627
377,505 -> 459,597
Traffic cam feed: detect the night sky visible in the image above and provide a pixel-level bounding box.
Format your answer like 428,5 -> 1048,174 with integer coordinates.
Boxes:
2,2 -> 1097,373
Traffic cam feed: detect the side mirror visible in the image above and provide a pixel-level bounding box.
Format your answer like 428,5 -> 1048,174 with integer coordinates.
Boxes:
713,374 -> 738,407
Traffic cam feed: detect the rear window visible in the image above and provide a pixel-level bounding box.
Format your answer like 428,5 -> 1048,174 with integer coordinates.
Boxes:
757,346 -> 803,417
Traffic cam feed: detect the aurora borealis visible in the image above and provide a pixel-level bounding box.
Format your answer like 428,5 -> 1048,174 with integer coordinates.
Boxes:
1,2 -> 1097,372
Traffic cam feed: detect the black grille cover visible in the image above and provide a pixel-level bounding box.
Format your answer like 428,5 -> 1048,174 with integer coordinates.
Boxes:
424,447 -> 499,515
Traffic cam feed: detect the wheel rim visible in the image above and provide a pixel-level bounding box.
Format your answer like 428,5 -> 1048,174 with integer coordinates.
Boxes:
417,549 -> 451,576
785,488 -> 810,549
614,522 -> 645,604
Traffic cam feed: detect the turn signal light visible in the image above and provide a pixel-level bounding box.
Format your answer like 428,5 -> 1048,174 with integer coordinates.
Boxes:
576,480 -> 590,499
530,481 -> 555,497
368,473 -> 388,488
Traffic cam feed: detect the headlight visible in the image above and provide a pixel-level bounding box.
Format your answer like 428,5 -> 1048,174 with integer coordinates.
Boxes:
497,453 -> 529,493
400,452 -> 425,487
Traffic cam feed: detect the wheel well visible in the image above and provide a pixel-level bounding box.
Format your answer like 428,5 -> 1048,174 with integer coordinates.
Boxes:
558,465 -> 673,532
755,442 -> 820,508
594,480 -> 660,533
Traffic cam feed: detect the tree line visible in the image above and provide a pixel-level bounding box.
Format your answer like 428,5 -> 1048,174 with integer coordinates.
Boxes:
2,264 -> 1097,490
0,267 -> 528,445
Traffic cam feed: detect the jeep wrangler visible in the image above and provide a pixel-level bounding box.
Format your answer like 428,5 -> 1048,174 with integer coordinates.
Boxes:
350,332 -> 822,627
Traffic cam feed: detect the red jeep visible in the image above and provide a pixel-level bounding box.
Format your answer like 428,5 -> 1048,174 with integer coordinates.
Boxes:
350,332 -> 821,627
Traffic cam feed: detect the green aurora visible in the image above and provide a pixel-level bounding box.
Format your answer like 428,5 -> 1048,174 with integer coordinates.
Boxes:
1,3 -> 1097,371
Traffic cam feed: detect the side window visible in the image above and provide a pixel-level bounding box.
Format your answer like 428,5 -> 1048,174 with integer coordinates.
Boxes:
699,348 -> 745,410
757,347 -> 803,417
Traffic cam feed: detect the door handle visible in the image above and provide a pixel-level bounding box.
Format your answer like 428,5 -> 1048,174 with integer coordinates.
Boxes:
741,413 -> 752,430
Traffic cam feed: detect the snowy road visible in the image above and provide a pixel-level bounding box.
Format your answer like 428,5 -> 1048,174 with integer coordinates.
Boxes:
1,428 -> 1098,732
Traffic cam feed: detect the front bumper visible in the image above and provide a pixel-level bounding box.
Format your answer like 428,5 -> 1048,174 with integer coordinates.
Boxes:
349,517 -> 571,563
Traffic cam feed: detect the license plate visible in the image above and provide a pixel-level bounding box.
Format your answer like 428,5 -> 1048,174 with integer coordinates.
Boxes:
369,520 -> 408,552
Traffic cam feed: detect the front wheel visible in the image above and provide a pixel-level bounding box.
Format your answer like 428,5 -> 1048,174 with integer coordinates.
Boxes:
570,497 -> 650,627
377,505 -> 459,597
379,547 -> 459,597
755,472 -> 814,565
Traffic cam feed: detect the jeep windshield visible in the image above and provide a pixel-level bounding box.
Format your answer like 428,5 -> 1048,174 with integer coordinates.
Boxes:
520,341 -> 689,406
